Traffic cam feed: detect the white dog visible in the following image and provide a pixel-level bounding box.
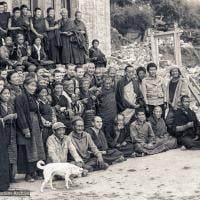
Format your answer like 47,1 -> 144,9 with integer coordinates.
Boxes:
37,160 -> 83,192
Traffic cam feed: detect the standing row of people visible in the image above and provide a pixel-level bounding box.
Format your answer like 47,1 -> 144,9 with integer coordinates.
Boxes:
0,3 -> 107,68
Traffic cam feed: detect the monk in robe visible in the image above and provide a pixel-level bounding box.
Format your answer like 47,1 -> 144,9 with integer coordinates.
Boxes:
168,95 -> 200,150
116,65 -> 144,124
71,11 -> 88,65
107,114 -> 135,157
97,76 -> 117,135
89,39 -> 107,68
86,116 -> 125,165
59,8 -> 74,65
149,106 -> 177,151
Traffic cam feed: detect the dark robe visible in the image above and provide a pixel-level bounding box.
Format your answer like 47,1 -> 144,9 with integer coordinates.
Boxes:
31,16 -> 48,51
0,12 -> 9,39
107,125 -> 134,157
10,43 -> 33,69
169,81 -> 178,104
38,99 -> 54,155
10,44 -> 28,60
21,15 -> 31,42
169,107 -> 200,149
45,16 -> 60,63
97,88 -> 117,133
15,89 -> 45,171
0,103 -> 17,165
51,94 -> 72,134
0,119 -> 10,191
31,16 -> 46,36
149,115 -> 177,150
89,46 -> 107,68
79,89 -> 96,129
60,18 -> 74,64
116,76 -> 145,113
29,44 -> 47,66
70,19 -> 88,65
0,58 -> 10,70
86,127 -> 123,164
9,16 -> 26,41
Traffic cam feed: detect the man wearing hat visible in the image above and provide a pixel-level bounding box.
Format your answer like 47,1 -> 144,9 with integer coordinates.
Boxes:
69,116 -> 109,172
46,122 -> 83,165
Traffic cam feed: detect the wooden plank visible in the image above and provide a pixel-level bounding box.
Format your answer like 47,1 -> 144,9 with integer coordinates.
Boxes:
153,29 -> 183,37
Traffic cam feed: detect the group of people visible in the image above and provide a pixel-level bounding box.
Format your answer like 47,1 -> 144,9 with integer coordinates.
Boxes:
0,2 -> 200,193
0,2 -> 107,71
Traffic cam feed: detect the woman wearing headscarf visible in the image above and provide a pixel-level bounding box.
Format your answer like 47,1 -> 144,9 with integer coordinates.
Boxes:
15,77 -> 45,182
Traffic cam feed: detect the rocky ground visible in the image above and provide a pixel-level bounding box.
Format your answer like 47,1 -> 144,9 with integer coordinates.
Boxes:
10,149 -> 200,200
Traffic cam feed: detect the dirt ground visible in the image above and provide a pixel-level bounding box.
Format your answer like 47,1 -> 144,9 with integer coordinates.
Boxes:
10,149 -> 200,200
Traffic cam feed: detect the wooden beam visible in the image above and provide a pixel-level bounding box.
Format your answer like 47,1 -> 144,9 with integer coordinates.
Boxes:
150,30 -> 157,65
174,32 -> 182,67
152,29 -> 183,37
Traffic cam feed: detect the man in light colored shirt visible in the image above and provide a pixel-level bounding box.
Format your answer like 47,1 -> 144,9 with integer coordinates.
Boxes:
47,122 -> 83,165
141,62 -> 167,118
69,116 -> 109,172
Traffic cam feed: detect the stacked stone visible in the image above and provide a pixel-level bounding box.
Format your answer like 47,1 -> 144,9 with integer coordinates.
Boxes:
108,41 -> 152,70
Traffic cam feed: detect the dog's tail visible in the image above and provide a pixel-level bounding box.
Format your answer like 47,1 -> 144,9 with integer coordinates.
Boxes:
36,160 -> 46,170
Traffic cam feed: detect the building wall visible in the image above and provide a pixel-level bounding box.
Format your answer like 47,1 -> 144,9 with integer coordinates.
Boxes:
73,0 -> 111,56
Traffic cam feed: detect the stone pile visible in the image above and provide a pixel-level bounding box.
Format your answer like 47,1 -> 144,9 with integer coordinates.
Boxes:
108,41 -> 152,70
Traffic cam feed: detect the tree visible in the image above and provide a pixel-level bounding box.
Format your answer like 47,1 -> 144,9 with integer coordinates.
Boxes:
111,4 -> 153,38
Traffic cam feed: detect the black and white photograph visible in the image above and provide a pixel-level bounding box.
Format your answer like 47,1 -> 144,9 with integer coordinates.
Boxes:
0,0 -> 200,199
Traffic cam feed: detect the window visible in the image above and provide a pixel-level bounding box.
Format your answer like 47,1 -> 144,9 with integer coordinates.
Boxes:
30,0 -> 38,11
46,0 -> 55,9
17,0 -> 39,12
61,0 -> 71,17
